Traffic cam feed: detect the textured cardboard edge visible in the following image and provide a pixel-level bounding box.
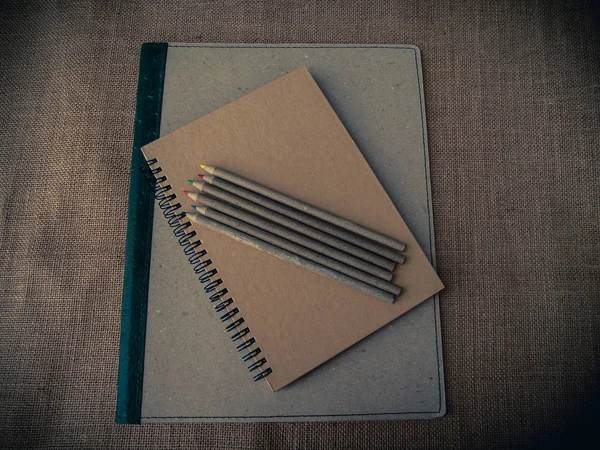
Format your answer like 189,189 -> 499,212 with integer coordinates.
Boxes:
115,42 -> 167,424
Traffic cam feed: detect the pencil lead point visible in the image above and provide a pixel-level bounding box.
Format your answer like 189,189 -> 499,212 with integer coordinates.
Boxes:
197,174 -> 204,178
187,179 -> 194,184
200,164 -> 206,169
183,190 -> 189,195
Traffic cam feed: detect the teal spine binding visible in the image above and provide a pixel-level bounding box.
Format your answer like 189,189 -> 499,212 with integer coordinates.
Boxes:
116,43 -> 167,424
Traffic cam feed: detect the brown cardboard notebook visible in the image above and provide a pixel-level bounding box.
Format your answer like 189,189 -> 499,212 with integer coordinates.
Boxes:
143,67 -> 444,391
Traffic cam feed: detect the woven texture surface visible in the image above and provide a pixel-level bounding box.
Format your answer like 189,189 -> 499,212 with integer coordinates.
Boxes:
1,1 -> 599,448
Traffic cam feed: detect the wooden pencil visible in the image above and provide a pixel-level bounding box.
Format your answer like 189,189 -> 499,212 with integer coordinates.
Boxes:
200,165 -> 406,253
197,173 -> 405,263
191,204 -> 401,296
185,181 -> 397,271
185,211 -> 398,303
190,190 -> 394,281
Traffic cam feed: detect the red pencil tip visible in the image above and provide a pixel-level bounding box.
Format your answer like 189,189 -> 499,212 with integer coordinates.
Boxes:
197,174 -> 204,178
183,190 -> 189,195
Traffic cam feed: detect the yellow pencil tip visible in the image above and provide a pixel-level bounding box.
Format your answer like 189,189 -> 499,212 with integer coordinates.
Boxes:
200,164 -> 206,169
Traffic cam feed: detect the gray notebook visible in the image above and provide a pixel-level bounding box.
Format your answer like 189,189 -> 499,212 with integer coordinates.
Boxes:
139,43 -> 444,422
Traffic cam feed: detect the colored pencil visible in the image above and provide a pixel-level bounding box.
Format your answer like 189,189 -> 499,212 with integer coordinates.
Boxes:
185,211 -> 398,303
196,174 -> 404,263
185,181 -> 397,271
200,165 -> 406,253
190,191 -> 394,281
191,204 -> 401,296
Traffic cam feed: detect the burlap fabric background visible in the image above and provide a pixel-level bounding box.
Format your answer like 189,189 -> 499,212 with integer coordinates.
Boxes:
1,1 -> 598,448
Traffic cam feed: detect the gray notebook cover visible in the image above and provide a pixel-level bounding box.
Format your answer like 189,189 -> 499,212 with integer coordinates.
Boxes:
141,43 -> 444,422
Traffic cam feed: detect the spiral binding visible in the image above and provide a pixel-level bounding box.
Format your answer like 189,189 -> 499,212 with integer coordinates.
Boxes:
142,158 -> 273,382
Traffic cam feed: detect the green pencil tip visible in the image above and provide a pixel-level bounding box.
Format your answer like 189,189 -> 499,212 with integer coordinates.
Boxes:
187,179 -> 194,184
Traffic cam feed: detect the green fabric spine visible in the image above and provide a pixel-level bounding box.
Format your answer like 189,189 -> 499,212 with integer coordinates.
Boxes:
116,43 -> 167,424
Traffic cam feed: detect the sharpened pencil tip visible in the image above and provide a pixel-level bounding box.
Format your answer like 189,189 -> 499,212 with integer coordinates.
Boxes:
200,164 -> 206,169
187,179 -> 194,184
191,204 -> 197,210
194,204 -> 208,215
183,190 -> 189,195
197,174 -> 204,178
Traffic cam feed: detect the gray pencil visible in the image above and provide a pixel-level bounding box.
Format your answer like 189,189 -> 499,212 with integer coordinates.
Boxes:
197,174 -> 404,264
191,204 -> 401,296
186,181 -> 397,271
185,211 -> 397,304
200,165 -> 406,253
190,191 -> 393,281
